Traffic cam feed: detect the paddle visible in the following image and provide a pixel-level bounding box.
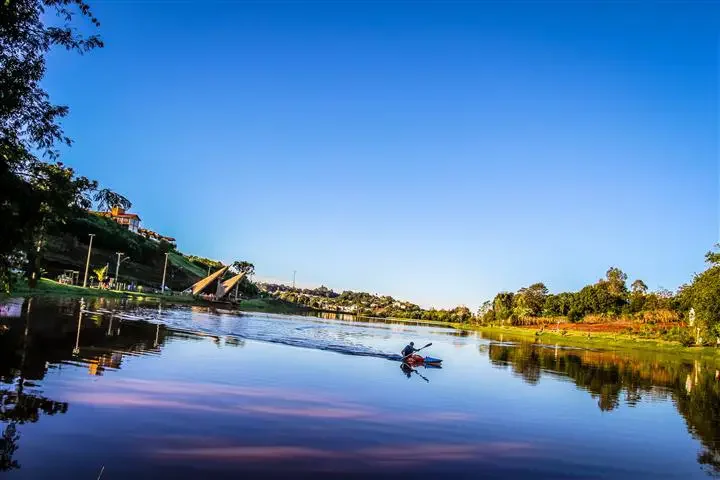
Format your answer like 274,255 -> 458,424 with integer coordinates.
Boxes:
401,342 -> 432,361
412,368 -> 430,383
400,363 -> 430,383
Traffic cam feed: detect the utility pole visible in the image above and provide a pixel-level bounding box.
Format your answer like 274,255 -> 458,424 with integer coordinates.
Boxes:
161,252 -> 169,293
82,234 -> 95,288
293,270 -> 296,289
115,252 -> 125,289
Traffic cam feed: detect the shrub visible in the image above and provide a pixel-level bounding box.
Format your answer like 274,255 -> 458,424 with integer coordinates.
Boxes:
634,309 -> 681,325
662,326 -> 694,346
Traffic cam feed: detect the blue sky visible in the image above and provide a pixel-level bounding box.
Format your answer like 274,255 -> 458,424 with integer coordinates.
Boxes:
46,1 -> 718,308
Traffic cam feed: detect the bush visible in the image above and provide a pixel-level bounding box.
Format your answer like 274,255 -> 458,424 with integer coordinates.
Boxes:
511,316 -> 565,326
662,326 -> 694,346
634,309 -> 681,325
568,309 -> 583,323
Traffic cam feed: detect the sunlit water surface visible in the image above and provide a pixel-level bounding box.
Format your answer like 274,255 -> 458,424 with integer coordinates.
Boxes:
1,296 -> 719,479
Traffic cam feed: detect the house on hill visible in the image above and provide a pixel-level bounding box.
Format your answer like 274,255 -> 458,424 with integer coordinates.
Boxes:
91,207 -> 177,247
94,207 -> 141,232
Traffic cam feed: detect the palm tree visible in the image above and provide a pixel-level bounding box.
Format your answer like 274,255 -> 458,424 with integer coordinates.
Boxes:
93,265 -> 108,283
93,188 -> 131,212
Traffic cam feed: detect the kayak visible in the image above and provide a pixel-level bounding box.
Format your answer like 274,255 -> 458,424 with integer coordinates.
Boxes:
390,354 -> 443,367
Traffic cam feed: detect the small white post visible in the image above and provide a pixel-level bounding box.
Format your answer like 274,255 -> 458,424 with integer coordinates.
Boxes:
82,234 -> 95,287
161,252 -> 169,293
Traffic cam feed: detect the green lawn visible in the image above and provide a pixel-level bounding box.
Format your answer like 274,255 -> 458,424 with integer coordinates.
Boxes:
463,324 -> 720,362
237,298 -> 310,315
6,278 -> 309,315
168,252 -> 207,278
9,278 -> 198,304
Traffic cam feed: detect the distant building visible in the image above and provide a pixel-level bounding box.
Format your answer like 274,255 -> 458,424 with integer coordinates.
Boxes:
138,227 -> 177,247
90,207 -> 176,247
95,207 -> 141,232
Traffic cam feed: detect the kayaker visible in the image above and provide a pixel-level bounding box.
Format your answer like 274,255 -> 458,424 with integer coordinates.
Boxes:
401,342 -> 418,357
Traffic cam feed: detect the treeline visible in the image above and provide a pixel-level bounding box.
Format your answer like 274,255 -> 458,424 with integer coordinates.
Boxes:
477,246 -> 720,345
263,284 -> 339,299
264,245 -> 720,346
262,284 -> 474,322
478,267 -> 678,325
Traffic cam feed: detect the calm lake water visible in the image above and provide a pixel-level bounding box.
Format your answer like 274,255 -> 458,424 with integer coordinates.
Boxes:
1,297 -> 719,479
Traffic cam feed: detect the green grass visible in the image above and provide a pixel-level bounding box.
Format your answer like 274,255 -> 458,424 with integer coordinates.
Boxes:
9,278 -> 199,304
237,298 -> 310,315
461,323 -> 720,362
168,252 -> 207,278
7,278 -> 310,315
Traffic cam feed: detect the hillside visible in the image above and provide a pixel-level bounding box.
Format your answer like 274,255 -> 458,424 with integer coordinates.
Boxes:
40,212 -> 208,291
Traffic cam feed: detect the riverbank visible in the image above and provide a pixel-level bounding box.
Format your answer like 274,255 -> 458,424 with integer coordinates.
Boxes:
462,323 -> 720,362
6,279 -> 309,315
5,280 -> 718,358
9,278 -> 200,303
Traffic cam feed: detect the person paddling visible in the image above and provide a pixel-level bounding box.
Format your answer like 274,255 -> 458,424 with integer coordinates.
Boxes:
401,342 -> 418,358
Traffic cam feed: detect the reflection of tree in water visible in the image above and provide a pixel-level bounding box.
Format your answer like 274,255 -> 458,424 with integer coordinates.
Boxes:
1,424 -> 19,471
487,341 -> 720,476
0,297 -> 170,471
0,385 -> 69,472
672,362 -> 720,476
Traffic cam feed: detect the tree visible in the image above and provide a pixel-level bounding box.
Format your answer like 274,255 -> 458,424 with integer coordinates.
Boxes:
604,267 -> 628,297
684,246 -> 720,342
543,292 -> 574,317
0,424 -> 20,471
629,279 -> 649,313
543,295 -> 561,317
631,279 -> 648,295
1,0 -> 103,290
231,261 -> 255,277
514,282 -> 548,318
1,0 -> 102,167
493,292 -> 514,323
705,244 -> 720,266
93,265 -> 108,283
93,188 -> 131,212
450,306 -> 473,323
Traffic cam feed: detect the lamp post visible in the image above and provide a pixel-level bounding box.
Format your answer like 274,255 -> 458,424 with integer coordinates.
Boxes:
82,234 -> 95,288
115,252 -> 123,285
115,253 -> 131,290
161,252 -> 169,294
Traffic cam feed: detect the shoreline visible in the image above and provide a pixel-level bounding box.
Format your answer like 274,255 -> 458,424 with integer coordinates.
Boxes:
458,324 -> 720,361
5,280 -> 720,359
4,279 -> 309,315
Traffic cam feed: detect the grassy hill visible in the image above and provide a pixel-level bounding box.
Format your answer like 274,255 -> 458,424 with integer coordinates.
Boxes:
40,212 -> 208,291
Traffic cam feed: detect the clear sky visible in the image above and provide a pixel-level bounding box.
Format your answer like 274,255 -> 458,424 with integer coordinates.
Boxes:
45,1 -> 718,308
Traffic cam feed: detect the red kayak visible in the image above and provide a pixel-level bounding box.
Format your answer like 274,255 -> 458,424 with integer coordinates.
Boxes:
404,354 -> 442,367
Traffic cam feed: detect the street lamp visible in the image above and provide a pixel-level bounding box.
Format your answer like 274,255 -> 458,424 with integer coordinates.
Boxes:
82,234 -> 95,288
115,252 -> 131,289
160,252 -> 169,293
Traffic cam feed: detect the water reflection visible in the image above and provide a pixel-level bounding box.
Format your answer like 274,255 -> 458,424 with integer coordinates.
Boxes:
2,297 -> 720,477
486,338 -> 720,476
399,363 -> 429,382
0,297 -> 183,472
1,299 -> 68,471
